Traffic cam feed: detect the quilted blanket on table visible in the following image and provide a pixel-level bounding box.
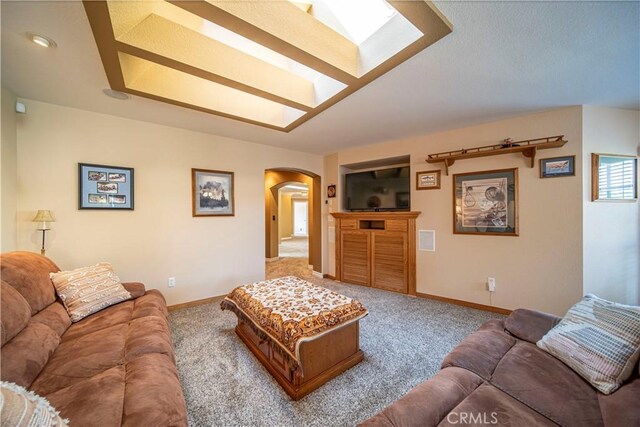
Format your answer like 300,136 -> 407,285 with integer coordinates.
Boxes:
221,276 -> 368,363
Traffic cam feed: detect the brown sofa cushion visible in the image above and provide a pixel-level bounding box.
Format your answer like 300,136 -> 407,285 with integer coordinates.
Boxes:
491,341 -> 603,426
1,321 -> 60,388
0,252 -> 59,315
441,383 -> 556,427
504,308 -> 561,344
1,281 -> 32,346
31,302 -> 71,339
360,367 -> 484,426
122,282 -> 146,299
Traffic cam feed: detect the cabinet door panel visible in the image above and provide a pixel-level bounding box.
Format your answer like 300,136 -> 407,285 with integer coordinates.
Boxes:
372,232 -> 407,293
341,231 -> 370,286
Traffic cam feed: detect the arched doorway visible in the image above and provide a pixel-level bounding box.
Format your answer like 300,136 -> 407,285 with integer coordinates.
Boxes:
265,169 -> 321,274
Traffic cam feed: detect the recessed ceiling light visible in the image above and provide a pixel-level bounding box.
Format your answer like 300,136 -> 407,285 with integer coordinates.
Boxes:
27,33 -> 56,48
103,88 -> 130,100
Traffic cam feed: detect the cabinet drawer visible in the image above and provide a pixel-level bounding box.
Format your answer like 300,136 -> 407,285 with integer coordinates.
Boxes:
386,220 -> 407,232
341,219 -> 357,229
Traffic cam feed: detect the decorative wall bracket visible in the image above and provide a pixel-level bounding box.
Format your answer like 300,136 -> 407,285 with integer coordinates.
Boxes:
426,135 -> 568,175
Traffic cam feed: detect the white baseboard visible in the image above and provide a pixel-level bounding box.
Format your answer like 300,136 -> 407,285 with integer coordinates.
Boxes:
265,257 -> 280,263
312,271 -> 323,279
280,237 -> 292,241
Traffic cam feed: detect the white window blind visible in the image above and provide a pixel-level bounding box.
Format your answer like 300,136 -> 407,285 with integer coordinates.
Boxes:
598,157 -> 636,200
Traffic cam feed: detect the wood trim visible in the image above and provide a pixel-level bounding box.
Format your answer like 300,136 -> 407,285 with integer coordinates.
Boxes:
416,292 -> 512,315
322,274 -> 336,280
167,295 -> 223,312
331,211 -> 421,220
84,1 -> 452,132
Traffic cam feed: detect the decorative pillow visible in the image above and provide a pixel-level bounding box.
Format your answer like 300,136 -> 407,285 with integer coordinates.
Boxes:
0,381 -> 68,426
537,294 -> 640,394
50,262 -> 131,322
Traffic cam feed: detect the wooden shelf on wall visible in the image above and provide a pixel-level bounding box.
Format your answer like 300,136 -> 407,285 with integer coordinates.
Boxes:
426,135 -> 568,175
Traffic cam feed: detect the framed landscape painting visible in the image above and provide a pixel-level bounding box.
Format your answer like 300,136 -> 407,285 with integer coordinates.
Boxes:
78,163 -> 134,210
453,168 -> 518,236
540,155 -> 575,178
192,168 -> 235,216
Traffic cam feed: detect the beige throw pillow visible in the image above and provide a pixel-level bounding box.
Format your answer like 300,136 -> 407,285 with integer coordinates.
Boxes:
537,294 -> 640,395
0,381 -> 68,426
50,262 -> 131,322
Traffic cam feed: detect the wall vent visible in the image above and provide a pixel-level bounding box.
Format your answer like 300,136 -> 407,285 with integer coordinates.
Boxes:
418,230 -> 435,251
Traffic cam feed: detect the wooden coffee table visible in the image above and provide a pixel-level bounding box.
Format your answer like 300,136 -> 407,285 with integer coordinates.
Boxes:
221,276 -> 367,400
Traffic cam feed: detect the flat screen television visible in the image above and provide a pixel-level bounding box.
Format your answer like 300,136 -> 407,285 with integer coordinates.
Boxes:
345,166 -> 410,211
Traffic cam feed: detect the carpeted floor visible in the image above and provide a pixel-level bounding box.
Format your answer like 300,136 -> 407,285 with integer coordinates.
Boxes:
278,237 -> 309,258
169,259 -> 504,426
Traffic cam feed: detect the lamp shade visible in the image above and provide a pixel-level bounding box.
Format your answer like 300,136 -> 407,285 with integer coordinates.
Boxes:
32,210 -> 55,223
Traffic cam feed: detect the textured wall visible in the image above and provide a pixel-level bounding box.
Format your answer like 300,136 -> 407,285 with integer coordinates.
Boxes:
582,106 -> 640,305
15,100 -> 322,305
326,107 -> 585,315
1,87 -> 18,252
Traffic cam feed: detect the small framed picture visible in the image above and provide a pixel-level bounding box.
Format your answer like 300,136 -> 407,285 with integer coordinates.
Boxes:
327,184 -> 336,198
416,170 -> 441,190
88,171 -> 107,181
79,163 -> 134,210
108,172 -> 127,182
540,155 -> 575,178
97,182 -> 118,194
192,168 -> 234,216
591,153 -> 637,202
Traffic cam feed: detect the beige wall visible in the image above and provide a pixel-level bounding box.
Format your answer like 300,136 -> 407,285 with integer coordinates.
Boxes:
326,107 -> 585,315
1,87 -> 18,252
582,106 -> 639,305
278,191 -> 293,240
15,99 -> 322,305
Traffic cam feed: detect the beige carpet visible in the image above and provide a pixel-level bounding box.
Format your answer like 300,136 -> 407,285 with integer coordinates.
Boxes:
278,236 -> 308,258
169,271 -> 504,426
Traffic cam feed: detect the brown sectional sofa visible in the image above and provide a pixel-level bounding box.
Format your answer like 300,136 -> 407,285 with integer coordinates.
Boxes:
1,252 -> 187,426
362,308 -> 640,426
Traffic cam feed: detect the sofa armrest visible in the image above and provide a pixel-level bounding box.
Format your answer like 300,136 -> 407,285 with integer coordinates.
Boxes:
504,308 -> 561,344
122,282 -> 146,299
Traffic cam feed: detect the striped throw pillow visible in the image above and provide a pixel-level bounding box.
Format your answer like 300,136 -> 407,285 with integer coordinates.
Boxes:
537,294 -> 640,394
50,263 -> 131,322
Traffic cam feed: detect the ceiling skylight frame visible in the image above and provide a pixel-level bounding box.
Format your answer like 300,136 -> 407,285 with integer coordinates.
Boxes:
83,0 -> 452,132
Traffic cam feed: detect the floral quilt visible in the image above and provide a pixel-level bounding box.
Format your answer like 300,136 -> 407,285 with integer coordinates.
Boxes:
221,276 -> 368,363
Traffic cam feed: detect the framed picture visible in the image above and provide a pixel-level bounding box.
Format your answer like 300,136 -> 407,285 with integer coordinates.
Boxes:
416,170 -> 441,190
453,168 -> 518,236
327,184 -> 336,198
192,168 -> 234,216
540,155 -> 575,178
79,163 -> 134,210
591,153 -> 638,202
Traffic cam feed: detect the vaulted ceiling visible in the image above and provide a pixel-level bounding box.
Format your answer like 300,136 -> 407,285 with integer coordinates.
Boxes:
2,1 -> 638,154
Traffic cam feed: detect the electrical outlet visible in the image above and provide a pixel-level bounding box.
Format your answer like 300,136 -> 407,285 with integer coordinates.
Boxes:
487,277 -> 496,292
168,277 -> 176,288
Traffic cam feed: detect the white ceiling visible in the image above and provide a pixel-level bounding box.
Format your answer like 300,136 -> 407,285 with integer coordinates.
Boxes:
2,1 -> 638,155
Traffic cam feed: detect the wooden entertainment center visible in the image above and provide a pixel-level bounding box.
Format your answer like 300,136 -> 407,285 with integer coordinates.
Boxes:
331,212 -> 420,295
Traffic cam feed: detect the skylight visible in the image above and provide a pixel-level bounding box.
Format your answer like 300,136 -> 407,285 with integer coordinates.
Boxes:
304,0 -> 398,45
84,0 -> 452,131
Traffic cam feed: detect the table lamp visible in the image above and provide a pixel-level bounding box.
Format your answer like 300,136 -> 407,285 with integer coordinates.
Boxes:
32,210 -> 55,255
